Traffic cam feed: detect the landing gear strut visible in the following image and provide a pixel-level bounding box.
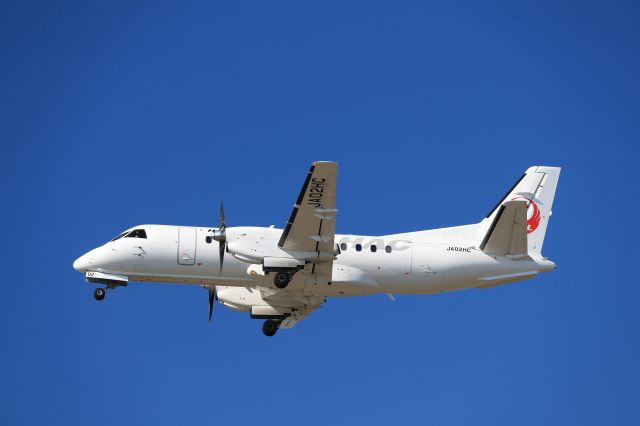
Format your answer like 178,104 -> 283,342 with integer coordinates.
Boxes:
262,319 -> 280,337
274,271 -> 293,289
93,288 -> 106,301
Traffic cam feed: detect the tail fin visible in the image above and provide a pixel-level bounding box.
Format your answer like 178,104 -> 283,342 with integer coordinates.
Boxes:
481,166 -> 561,255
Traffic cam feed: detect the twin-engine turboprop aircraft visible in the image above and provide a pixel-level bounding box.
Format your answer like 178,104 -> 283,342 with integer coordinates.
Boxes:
73,162 -> 560,336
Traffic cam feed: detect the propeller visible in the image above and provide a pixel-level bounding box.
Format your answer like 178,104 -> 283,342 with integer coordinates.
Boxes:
205,200 -> 226,321
208,286 -> 217,321
212,199 -> 226,275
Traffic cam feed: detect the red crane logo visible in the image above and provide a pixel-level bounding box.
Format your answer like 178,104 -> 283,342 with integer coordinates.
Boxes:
512,197 -> 541,234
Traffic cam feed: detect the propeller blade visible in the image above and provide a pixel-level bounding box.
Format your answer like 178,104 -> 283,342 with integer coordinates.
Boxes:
208,286 -> 215,322
218,241 -> 225,275
215,198 -> 226,275
219,199 -> 225,230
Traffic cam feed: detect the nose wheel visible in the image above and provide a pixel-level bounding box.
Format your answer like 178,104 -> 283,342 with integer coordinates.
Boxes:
91,282 -> 125,301
93,288 -> 106,301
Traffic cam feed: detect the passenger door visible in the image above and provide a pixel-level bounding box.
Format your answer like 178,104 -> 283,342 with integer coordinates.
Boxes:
177,227 -> 197,265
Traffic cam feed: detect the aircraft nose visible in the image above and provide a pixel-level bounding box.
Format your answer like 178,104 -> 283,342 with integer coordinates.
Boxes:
73,254 -> 92,272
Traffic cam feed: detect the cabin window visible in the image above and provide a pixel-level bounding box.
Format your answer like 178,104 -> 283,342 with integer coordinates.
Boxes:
355,244 -> 362,252
340,242 -> 347,251
370,245 -> 377,252
125,229 -> 147,239
385,245 -> 392,253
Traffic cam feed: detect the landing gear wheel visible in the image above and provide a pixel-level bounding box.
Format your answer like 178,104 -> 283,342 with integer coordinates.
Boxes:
274,272 -> 291,289
262,319 -> 279,337
93,288 -> 106,301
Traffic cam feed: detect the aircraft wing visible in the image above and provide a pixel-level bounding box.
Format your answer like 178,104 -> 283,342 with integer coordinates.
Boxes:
279,301 -> 323,329
258,284 -> 326,329
278,161 -> 338,261
267,161 -> 336,329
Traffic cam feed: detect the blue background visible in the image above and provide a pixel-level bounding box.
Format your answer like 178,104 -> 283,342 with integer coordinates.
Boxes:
2,1 -> 638,424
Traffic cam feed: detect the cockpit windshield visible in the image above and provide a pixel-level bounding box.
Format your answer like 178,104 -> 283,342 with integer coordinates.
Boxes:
110,228 -> 147,242
110,231 -> 128,242
125,229 -> 147,239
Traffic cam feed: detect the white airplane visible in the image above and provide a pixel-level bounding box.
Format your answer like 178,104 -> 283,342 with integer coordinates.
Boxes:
73,162 -> 560,336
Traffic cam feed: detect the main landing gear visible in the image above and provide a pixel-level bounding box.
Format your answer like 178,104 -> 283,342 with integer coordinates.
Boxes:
262,319 -> 281,337
273,271 -> 297,289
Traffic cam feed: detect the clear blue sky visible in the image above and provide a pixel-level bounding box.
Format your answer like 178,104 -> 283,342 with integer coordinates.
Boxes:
1,1 -> 639,425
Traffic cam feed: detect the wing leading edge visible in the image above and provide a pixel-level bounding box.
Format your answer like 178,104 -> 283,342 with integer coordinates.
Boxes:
278,161 -> 338,260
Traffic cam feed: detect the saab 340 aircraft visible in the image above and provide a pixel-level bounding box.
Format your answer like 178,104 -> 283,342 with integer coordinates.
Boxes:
73,162 -> 560,336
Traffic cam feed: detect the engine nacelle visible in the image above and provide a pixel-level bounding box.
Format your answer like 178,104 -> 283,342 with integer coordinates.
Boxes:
262,256 -> 304,273
225,226 -> 336,266
216,286 -> 292,319
216,286 -> 259,312
250,305 -> 289,319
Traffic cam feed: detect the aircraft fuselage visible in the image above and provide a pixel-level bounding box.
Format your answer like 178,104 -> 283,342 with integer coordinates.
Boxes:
73,224 -> 555,297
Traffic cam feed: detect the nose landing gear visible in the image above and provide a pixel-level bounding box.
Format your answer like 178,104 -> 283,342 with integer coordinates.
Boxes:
93,288 -> 106,301
91,281 -> 125,301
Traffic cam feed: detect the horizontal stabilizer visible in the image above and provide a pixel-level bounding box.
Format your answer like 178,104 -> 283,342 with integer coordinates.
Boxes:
476,270 -> 538,288
479,199 -> 528,256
